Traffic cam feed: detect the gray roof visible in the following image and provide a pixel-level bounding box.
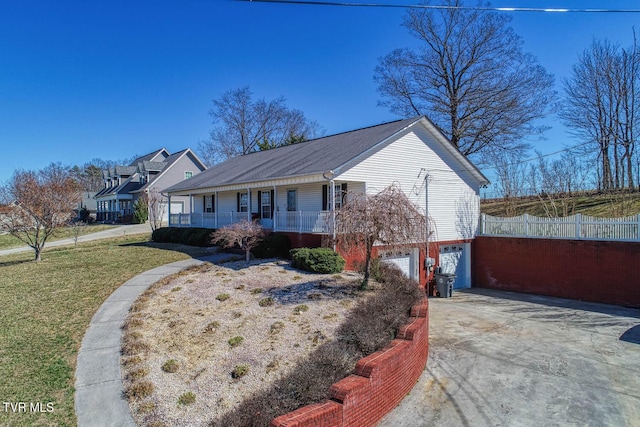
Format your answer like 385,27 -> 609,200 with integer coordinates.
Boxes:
141,161 -> 167,171
129,149 -> 168,166
114,166 -> 137,176
164,117 -> 421,193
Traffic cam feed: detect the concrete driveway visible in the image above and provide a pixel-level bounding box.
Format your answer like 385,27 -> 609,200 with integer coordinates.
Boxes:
379,289 -> 640,427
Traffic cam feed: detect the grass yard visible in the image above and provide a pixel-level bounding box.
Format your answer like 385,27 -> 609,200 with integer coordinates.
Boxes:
0,234 -> 212,426
481,191 -> 640,218
0,224 -> 118,250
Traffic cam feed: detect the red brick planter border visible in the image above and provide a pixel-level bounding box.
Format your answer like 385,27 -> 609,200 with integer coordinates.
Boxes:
271,298 -> 429,427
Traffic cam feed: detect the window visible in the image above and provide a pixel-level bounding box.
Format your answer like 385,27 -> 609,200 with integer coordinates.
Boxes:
261,191 -> 271,219
204,195 -> 214,213
184,171 -> 193,179
287,189 -> 297,211
239,192 -> 248,212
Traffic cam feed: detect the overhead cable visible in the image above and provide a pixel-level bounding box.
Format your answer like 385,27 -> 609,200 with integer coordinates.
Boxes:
236,0 -> 640,13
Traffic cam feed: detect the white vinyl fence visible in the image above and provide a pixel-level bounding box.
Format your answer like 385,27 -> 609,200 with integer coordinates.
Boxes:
481,213 -> 640,241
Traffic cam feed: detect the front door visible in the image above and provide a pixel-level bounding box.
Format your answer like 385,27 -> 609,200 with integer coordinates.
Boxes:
260,191 -> 273,229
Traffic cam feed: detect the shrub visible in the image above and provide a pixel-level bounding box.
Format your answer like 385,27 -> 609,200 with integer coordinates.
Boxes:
270,321 -> 285,334
126,380 -> 154,399
203,321 -> 220,332
258,297 -> 274,307
216,293 -> 230,302
250,288 -> 263,294
151,227 -> 214,247
231,364 -> 249,379
293,305 -> 309,315
252,233 -> 291,259
178,392 -> 196,405
133,198 -> 148,224
161,359 -> 178,373
228,336 -> 244,347
290,248 -> 345,274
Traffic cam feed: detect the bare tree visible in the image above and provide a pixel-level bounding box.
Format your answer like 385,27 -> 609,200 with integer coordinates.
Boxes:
211,220 -> 265,264
147,187 -> 166,232
561,34 -> 640,191
334,185 -> 427,290
491,148 -> 529,216
198,86 -> 322,165
527,152 -> 589,217
374,0 -> 555,159
0,164 -> 82,261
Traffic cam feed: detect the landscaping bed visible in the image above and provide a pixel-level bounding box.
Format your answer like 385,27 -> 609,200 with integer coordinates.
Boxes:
121,260 -> 422,426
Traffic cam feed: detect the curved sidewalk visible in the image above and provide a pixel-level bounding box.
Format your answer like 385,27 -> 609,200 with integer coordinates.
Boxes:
74,253 -> 235,427
0,224 -> 151,257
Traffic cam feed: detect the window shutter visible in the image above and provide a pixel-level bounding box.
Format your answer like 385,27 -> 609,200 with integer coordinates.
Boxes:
212,194 -> 215,213
341,183 -> 348,205
322,184 -> 328,211
258,191 -> 262,215
236,193 -> 240,212
203,195 -> 206,213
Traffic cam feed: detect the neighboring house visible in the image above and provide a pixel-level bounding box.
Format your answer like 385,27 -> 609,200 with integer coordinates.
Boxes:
163,116 -> 489,288
76,191 -> 97,220
94,148 -> 206,223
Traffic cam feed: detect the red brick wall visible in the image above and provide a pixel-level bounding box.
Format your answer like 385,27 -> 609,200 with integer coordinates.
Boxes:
473,236 -> 640,308
271,299 -> 429,427
279,232 -> 324,249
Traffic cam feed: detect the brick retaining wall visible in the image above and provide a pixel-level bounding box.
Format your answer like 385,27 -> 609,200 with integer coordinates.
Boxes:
473,236 -> 640,308
271,298 -> 429,427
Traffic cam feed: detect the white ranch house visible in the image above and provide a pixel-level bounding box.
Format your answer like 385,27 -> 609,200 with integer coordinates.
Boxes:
163,116 -> 488,287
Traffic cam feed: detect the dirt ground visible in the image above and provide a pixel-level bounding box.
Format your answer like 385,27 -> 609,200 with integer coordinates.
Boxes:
122,259 -> 367,427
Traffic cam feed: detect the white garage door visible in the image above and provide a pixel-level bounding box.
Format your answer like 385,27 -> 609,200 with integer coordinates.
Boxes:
439,243 -> 471,289
380,248 -> 419,282
157,202 -> 184,224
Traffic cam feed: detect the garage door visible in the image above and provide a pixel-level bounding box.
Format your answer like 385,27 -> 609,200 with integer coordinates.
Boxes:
157,202 -> 184,224
439,243 -> 471,289
380,248 -> 419,282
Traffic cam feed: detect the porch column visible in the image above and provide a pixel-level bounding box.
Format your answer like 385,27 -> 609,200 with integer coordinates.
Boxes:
330,180 -> 336,243
247,188 -> 251,222
168,195 -> 172,226
215,191 -> 218,228
273,185 -> 277,231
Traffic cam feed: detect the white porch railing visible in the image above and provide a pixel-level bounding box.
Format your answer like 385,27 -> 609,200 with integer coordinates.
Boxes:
169,211 -> 331,234
481,213 -> 640,241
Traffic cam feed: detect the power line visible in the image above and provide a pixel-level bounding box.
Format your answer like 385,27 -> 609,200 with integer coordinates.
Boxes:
235,0 -> 640,13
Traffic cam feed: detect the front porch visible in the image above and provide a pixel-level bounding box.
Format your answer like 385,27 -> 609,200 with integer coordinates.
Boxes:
169,210 -> 332,234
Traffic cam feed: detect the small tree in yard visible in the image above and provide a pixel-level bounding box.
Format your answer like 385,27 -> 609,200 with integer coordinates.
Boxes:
335,185 -> 427,290
0,164 -> 81,261
133,194 -> 148,224
147,187 -> 166,231
211,220 -> 265,264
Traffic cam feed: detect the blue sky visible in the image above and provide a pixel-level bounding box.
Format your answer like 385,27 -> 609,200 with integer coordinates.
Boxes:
0,0 -> 638,189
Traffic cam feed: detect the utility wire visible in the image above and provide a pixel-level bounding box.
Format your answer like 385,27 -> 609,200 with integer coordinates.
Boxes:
236,0 -> 640,13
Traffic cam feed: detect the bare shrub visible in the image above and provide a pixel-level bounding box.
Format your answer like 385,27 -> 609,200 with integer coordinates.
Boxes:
211,220 -> 265,263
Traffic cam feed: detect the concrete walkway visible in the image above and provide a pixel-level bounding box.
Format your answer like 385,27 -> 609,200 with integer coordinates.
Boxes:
378,289 -> 640,427
74,252 -> 236,427
0,224 -> 152,256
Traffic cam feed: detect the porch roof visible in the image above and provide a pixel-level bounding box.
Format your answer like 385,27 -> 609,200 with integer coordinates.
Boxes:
164,117 -> 422,194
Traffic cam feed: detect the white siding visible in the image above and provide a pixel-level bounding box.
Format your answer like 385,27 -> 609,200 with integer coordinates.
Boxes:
337,127 -> 481,242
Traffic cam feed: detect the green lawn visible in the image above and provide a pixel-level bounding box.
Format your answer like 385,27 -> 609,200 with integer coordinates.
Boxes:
0,224 -> 119,250
0,235 -> 212,426
481,191 -> 640,218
